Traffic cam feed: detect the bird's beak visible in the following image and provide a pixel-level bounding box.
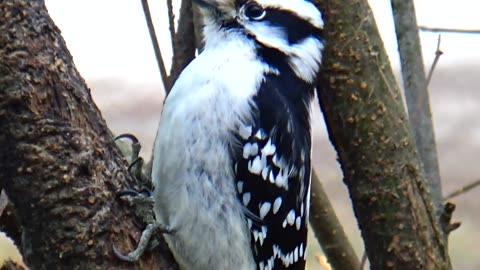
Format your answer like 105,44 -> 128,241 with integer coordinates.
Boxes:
193,0 -> 218,9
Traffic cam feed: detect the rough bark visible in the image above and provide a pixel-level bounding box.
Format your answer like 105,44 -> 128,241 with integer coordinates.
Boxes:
0,1 -> 178,269
309,171 -> 360,270
314,0 -> 451,269
390,0 -> 442,209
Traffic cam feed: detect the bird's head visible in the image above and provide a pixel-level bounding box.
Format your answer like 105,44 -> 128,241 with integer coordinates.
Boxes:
194,0 -> 325,83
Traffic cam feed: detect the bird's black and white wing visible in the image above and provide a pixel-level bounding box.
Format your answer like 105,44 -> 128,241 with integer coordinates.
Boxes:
231,74 -> 314,270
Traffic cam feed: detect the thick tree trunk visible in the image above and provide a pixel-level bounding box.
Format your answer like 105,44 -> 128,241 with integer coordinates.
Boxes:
314,0 -> 451,269
0,1 -> 178,269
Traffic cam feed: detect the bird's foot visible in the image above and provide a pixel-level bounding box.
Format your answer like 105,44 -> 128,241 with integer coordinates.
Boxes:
112,221 -> 174,262
115,133 -> 151,189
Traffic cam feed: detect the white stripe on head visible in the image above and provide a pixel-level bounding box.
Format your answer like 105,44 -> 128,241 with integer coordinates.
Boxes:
242,20 -> 324,82
255,0 -> 324,29
287,36 -> 324,83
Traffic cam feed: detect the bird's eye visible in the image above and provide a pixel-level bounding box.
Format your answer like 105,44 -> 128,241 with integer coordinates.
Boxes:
244,2 -> 266,21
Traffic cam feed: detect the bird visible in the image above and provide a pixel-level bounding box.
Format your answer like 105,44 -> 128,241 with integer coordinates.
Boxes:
151,0 -> 325,269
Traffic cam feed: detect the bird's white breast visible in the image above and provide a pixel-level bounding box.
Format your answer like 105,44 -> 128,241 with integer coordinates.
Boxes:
151,31 -> 271,270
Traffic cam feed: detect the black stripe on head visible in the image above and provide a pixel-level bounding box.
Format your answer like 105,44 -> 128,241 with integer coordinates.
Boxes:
256,45 -> 289,73
263,8 -> 324,44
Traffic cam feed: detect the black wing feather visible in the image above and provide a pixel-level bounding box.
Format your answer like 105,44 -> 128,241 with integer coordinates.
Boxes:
231,72 -> 314,270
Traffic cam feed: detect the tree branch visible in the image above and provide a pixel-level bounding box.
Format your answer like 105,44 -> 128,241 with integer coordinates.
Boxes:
167,0 -> 176,50
314,0 -> 451,268
0,1 -> 177,268
141,0 -> 170,91
309,170 -> 361,270
419,26 -> 480,34
444,179 -> 480,201
426,35 -> 443,87
390,0 -> 443,210
168,0 -> 196,92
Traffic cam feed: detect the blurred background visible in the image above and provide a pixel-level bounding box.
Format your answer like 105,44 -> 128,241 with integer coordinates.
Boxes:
43,0 -> 480,269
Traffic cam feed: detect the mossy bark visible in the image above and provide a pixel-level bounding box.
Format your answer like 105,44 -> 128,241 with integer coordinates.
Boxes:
0,1 -> 178,269
314,0 -> 451,269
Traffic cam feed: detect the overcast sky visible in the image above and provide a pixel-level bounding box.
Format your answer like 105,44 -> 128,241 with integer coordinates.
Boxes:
44,0 -> 480,86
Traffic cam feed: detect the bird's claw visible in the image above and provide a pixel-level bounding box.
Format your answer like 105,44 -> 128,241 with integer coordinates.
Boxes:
115,133 -> 151,191
112,222 -> 174,262
115,133 -> 141,162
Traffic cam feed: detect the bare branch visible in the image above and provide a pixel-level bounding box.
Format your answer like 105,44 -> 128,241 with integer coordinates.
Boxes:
314,0 -> 451,267
169,0 -> 197,91
419,26 -> 480,34
444,179 -> 480,200
390,0 -> 443,210
192,5 -> 206,51
167,0 -> 176,49
141,0 -> 170,90
309,170 -> 360,270
426,35 -> 444,87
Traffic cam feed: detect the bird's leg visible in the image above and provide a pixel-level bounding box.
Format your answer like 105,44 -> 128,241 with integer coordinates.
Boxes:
112,221 -> 173,262
113,134 -> 170,262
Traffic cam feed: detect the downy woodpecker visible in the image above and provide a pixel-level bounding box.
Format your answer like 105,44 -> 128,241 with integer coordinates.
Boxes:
152,0 -> 324,269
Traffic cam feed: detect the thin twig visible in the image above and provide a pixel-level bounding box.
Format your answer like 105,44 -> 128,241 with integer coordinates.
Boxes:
167,0 -> 176,49
419,26 -> 480,34
141,0 -> 169,90
444,179 -> 480,200
426,35 -> 443,87
390,0 -> 443,210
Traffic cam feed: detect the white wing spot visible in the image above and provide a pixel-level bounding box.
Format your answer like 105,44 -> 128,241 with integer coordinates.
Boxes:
253,230 -> 260,243
251,143 -> 259,156
282,219 -> 287,228
254,129 -> 266,140
267,256 -> 274,270
272,154 -> 280,166
237,181 -> 244,193
247,218 -> 253,229
242,142 -> 252,159
243,192 -> 251,206
261,139 -> 276,156
259,230 -> 265,246
259,202 -> 271,219
269,170 -> 275,183
275,169 -> 288,189
294,246 -> 299,262
299,243 -> 304,258
261,225 -> 268,238
243,142 -> 259,158
287,210 -> 295,225
261,166 -> 269,181
248,156 -> 263,174
295,216 -> 302,230
239,125 -> 252,140
273,197 -> 282,214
